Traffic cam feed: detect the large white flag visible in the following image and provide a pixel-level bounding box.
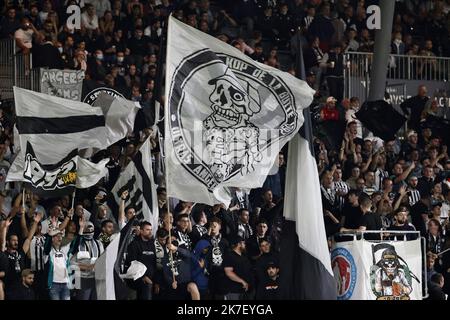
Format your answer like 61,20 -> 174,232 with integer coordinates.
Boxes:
7,87 -> 140,190
279,133 -> 336,299
164,16 -> 314,205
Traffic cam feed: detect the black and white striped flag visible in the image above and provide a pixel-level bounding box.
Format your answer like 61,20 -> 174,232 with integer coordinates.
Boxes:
110,138 -> 159,236
7,87 -> 140,189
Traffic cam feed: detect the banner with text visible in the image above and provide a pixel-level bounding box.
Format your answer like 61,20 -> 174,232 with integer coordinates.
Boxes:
40,68 -> 85,101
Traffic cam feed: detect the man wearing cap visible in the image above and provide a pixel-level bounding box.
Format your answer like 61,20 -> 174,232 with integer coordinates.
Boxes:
43,209 -> 83,300
387,207 -> 417,240
256,261 -> 280,300
71,220 -> 104,300
400,130 -> 419,158
320,96 -> 339,121
7,269 -> 35,300
222,236 -> 254,300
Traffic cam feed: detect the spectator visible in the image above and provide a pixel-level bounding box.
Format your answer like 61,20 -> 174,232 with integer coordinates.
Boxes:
33,35 -> 65,69
89,0 -> 112,19
308,4 -> 335,51
81,4 -> 100,33
15,17 -> 42,75
0,7 -> 20,38
326,43 -> 344,101
246,219 -> 270,260
160,237 -> 200,300
426,218 -> 446,255
320,97 -> 339,121
400,85 -> 429,131
418,166 -> 436,197
190,208 -> 208,248
7,269 -> 35,300
255,261 -> 280,300
124,64 -> 141,88
174,213 -> 192,251
428,273 -> 447,300
202,217 -> 228,299
44,212 -> 83,301
358,195 -> 383,240
125,221 -> 156,300
98,220 -> 115,249
222,236 -> 254,300
387,207 -> 417,240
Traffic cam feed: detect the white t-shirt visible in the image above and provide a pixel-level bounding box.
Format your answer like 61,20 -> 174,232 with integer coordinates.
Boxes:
81,12 -> 99,30
14,28 -> 34,49
52,249 -> 68,283
40,218 -> 62,235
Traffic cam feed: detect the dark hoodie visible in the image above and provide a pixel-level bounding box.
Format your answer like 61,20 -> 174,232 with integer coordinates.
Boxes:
191,239 -> 211,291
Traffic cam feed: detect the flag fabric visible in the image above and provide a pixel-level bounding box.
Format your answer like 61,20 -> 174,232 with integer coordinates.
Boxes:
7,87 -> 140,185
110,138 -> 159,236
22,141 -> 108,196
164,16 -> 314,206
95,217 -> 137,300
280,133 -> 337,300
331,239 -> 422,300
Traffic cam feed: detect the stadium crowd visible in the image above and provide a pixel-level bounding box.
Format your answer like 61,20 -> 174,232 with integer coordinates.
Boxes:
0,0 -> 449,301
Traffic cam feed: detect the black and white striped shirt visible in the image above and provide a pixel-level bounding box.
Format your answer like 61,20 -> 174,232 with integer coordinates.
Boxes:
408,188 -> 421,207
333,181 -> 349,209
304,16 -> 314,29
375,168 -> 389,191
30,236 -> 46,272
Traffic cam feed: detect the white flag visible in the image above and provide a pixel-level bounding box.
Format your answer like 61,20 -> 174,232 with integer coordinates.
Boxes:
164,16 -> 314,206
7,87 -> 140,186
111,138 -> 158,236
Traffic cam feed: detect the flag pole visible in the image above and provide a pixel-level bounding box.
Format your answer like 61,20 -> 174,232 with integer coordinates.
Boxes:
22,188 -> 26,211
161,16 -> 177,288
71,188 -> 76,218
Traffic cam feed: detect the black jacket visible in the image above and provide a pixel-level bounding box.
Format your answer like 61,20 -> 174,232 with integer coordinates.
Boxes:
32,42 -> 64,69
126,237 -> 156,279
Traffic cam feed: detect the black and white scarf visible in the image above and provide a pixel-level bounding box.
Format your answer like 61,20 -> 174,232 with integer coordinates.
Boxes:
321,185 -> 336,205
154,239 -> 165,270
175,228 -> 192,251
210,234 -> 223,267
194,224 -> 208,238
78,237 -> 102,259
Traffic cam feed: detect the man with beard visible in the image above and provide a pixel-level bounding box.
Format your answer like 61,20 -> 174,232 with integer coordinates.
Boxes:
125,221 -> 156,300
387,207 -> 417,240
7,269 -> 35,300
97,220 -> 115,249
22,212 -> 47,299
256,261 -> 280,300
222,236 -> 254,300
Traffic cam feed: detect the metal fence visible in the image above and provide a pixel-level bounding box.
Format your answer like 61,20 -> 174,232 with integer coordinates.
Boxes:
344,51 -> 450,101
0,38 -> 40,101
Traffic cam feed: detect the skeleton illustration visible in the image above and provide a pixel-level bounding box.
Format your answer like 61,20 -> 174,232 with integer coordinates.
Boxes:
370,245 -> 419,300
203,69 -> 262,180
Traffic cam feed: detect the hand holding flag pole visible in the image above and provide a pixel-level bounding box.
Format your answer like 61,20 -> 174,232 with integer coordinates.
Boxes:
165,204 -> 177,289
